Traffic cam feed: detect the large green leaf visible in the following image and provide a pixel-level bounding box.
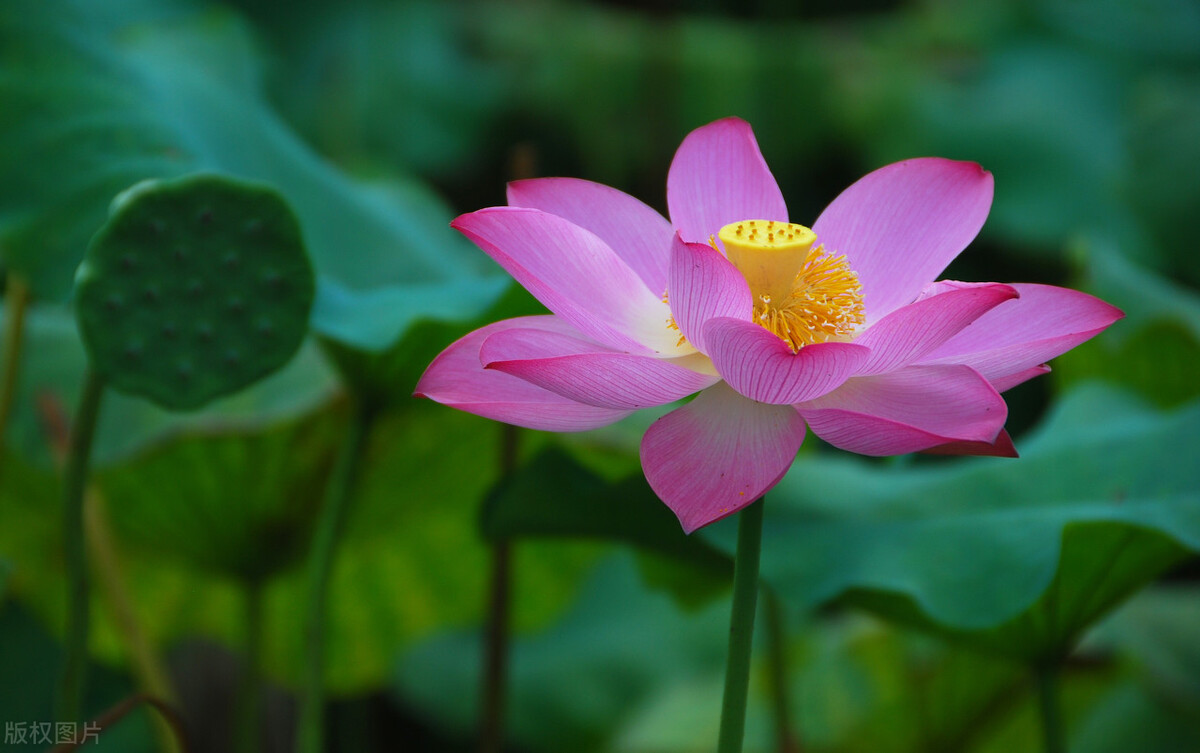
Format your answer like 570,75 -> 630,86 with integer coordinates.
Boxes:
399,553 -> 1044,753
1070,682 -> 1200,753
1055,240 -> 1200,407
0,0 -> 504,349
396,553 -> 730,753
0,398 -> 602,693
3,302 -> 337,467
1091,586 -> 1200,708
703,385 -> 1200,661
245,0 -> 509,179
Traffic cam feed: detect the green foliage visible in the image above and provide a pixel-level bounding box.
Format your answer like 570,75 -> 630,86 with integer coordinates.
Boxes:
75,174 -> 314,410
3,303 -> 337,467
482,447 -> 730,576
703,385 -> 1200,660
2,0 -> 1199,748
0,560 -> 10,604
397,553 -> 730,753
0,604 -> 155,751
0,0 -> 504,351
0,400 -> 602,693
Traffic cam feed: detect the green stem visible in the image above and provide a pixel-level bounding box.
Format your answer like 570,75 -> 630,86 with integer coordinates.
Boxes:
1035,664 -> 1066,753
297,400 -> 376,753
0,272 -> 30,475
236,579 -> 264,753
480,424 -> 520,753
57,370 -> 106,722
480,539 -> 512,753
765,588 -> 799,753
717,497 -> 766,753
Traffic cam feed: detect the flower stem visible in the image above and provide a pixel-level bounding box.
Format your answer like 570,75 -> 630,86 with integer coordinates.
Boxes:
236,578 -> 264,753
765,588 -> 800,753
480,424 -> 520,753
297,400 -> 375,753
57,369 -> 106,723
0,271 -> 31,478
717,497 -> 766,753
1035,663 -> 1066,753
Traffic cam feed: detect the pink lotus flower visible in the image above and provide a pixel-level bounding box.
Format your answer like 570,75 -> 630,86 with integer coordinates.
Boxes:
416,118 -> 1122,533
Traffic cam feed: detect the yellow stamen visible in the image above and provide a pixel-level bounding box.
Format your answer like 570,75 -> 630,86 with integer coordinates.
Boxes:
662,289 -> 688,347
718,220 -> 865,352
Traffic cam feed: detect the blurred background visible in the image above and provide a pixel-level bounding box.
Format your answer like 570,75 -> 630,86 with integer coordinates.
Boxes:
2,0 -> 1199,751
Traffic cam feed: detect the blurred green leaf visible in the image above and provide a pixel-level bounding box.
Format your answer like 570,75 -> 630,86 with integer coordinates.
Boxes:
0,0 -> 503,349
96,405 -> 340,582
0,603 -> 156,751
252,0 -> 510,179
396,553 -> 730,753
1070,682 -> 1200,753
1092,586 -> 1200,708
1038,0 -> 1200,61
845,43 -> 1128,252
703,385 -> 1200,661
0,399 -> 601,693
482,447 -> 731,577
1055,240 -> 1200,406
0,559 -> 10,604
1123,76 -> 1200,288
399,552 -> 1037,753
4,302 -> 337,466
616,618 -> 1029,753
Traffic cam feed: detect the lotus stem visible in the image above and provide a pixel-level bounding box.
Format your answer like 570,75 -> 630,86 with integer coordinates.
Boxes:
717,496 -> 766,753
236,578 -> 265,753
480,424 -> 520,753
297,399 -> 376,753
0,271 -> 31,485
57,369 -> 106,723
765,588 -> 800,752
1035,663 -> 1066,753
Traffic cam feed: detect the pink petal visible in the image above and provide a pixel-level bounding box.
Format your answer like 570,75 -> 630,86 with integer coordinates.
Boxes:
852,282 -> 1018,375
796,364 -> 1007,456
812,159 -> 994,325
919,284 -> 1124,382
640,382 -> 806,534
481,326 -> 718,410
990,364 -> 1051,392
922,430 -> 1018,458
415,316 -> 633,431
507,178 -> 673,294
667,233 -> 753,353
703,317 -> 870,404
666,117 -> 788,244
452,208 -> 688,355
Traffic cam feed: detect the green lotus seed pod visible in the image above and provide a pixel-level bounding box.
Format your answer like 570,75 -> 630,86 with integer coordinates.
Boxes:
74,174 -> 315,411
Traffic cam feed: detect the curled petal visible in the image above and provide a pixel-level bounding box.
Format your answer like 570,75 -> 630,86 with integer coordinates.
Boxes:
640,382 -> 806,534
667,233 -> 753,353
507,178 -> 673,294
482,326 -> 718,410
853,282 -> 1019,375
667,117 -> 788,244
415,316 -> 632,431
704,317 -> 870,404
920,283 -> 1124,382
922,430 -> 1018,458
813,159 -> 994,325
452,207 -> 690,356
796,364 -> 1007,455
990,364 -> 1051,393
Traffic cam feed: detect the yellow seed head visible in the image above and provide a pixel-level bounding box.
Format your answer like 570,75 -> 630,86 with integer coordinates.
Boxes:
719,220 -> 865,352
